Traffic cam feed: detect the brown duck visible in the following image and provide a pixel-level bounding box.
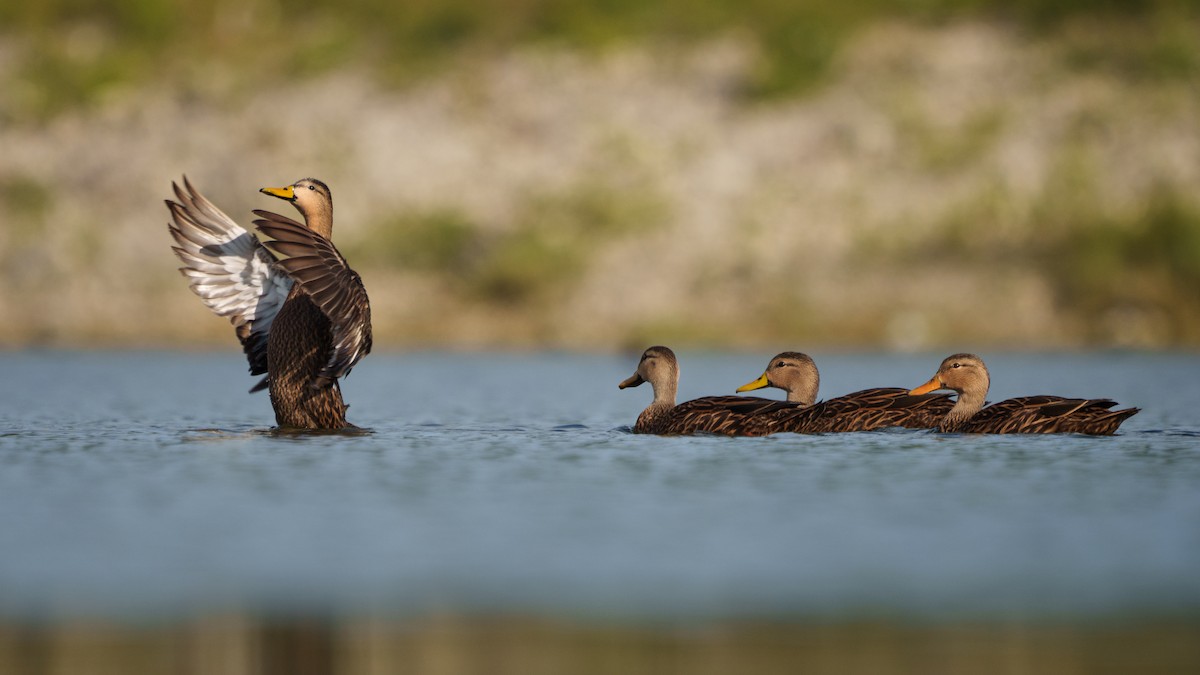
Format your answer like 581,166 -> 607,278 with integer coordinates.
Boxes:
736,352 -> 954,433
619,346 -> 801,436
909,353 -> 1139,435
167,176 -> 372,430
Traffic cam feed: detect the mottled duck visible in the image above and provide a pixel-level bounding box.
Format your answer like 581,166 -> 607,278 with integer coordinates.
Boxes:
619,346 -> 800,436
909,353 -> 1139,435
736,352 -> 954,433
167,176 -> 372,430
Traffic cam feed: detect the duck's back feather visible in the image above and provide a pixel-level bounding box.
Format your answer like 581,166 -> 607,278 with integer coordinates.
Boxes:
943,396 -> 1138,434
776,388 -> 955,433
636,396 -> 802,436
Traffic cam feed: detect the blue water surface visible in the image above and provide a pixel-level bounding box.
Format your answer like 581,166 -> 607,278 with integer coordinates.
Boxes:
0,350 -> 1196,622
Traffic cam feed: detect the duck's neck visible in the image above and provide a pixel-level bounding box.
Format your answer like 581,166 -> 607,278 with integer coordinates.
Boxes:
946,386 -> 986,424
651,379 -> 677,408
636,383 -> 676,433
785,384 -> 817,406
304,205 -> 334,239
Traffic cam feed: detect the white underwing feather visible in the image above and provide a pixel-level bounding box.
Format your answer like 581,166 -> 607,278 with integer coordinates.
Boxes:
166,176 -> 293,378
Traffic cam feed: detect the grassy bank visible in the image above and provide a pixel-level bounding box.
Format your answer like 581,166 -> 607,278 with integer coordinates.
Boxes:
2,6 -> 1200,350
5,0 -> 1200,119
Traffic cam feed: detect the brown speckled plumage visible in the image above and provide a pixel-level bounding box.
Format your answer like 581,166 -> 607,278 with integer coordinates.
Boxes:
632,395 -> 800,436
619,346 -> 801,436
736,352 -> 954,433
910,353 -> 1138,435
264,288 -> 349,428
774,387 -> 955,433
167,176 -> 371,430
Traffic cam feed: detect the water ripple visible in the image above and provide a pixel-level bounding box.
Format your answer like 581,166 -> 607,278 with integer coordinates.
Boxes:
0,350 -> 1196,622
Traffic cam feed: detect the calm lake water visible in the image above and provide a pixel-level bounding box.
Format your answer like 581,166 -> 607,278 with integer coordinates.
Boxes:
1,350 -> 1197,624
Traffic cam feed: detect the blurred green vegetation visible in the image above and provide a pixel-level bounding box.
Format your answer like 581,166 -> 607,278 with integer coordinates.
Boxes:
0,174 -> 52,291
1039,187 -> 1200,341
1022,146 -> 1200,342
346,173 -> 668,305
4,0 -> 1199,117
0,173 -> 52,222
875,158 -> 1200,343
5,1 -> 1200,347
896,107 -> 1009,175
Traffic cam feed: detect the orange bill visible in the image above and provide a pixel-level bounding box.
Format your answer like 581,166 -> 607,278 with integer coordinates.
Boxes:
909,376 -> 943,395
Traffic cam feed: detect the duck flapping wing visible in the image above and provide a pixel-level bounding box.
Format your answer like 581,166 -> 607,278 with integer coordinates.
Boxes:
166,176 -> 293,390
252,209 -> 373,388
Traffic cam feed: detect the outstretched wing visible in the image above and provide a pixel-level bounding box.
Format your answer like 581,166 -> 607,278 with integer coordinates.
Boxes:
166,175 -> 292,388
253,210 -> 373,386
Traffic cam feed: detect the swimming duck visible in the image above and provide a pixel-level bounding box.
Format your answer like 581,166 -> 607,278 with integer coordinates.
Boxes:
734,352 -> 821,406
736,352 -> 954,433
619,346 -> 800,435
908,353 -> 1139,434
167,176 -> 372,430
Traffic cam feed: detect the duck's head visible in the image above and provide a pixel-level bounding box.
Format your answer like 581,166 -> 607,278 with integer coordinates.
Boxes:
735,352 -> 819,405
619,346 -> 679,401
910,353 -> 990,398
261,178 -> 333,238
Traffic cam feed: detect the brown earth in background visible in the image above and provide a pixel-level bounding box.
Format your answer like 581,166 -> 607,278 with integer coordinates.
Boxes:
2,22 -> 1199,351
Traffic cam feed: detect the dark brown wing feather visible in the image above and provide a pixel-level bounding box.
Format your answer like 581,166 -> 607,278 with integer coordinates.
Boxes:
943,396 -> 1139,435
775,388 -> 955,433
253,210 -> 373,387
637,396 -> 802,436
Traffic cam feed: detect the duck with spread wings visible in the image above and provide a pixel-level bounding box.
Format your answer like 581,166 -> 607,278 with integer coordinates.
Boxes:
166,176 -> 372,430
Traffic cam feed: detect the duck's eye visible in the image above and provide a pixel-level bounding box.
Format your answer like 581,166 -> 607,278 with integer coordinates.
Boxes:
951,362 -> 961,368
775,361 -> 785,368
308,185 -> 316,191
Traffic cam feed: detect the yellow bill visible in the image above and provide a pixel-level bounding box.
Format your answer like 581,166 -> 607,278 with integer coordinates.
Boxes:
735,373 -> 769,393
260,185 -> 295,200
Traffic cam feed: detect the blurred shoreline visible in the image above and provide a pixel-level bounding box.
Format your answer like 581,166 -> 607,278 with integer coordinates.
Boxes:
3,15 -> 1199,351
3,614 -> 1199,675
